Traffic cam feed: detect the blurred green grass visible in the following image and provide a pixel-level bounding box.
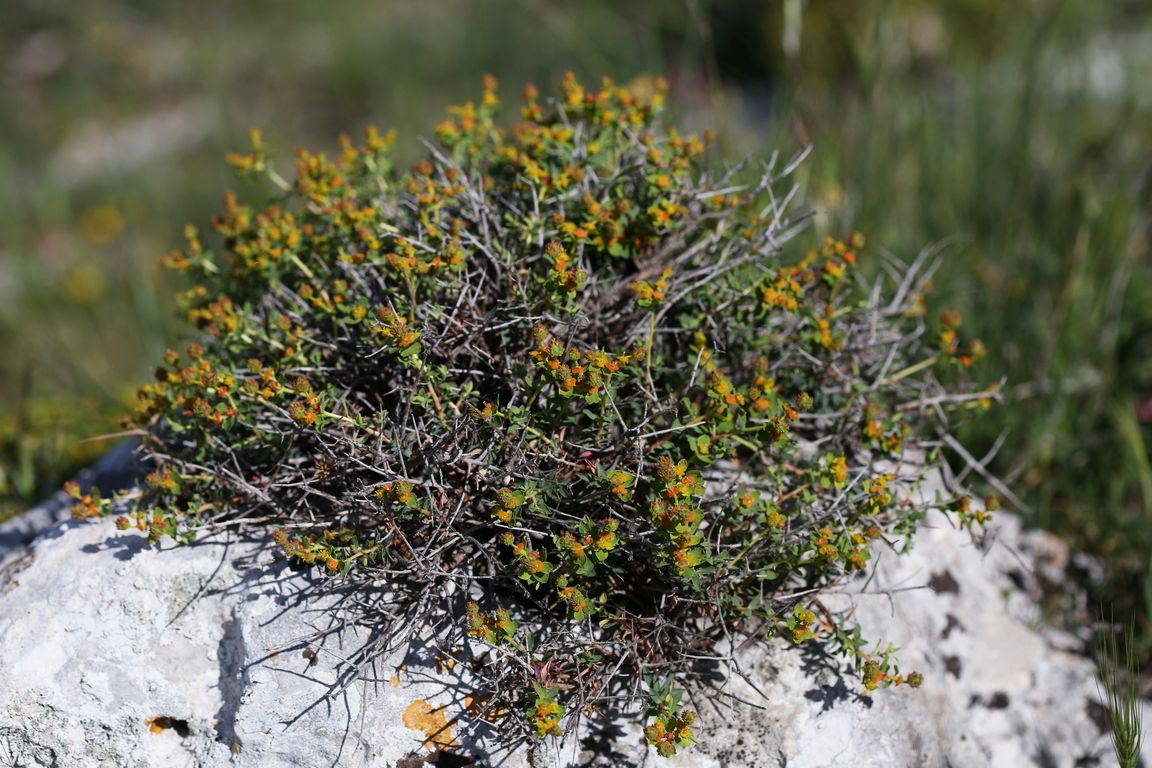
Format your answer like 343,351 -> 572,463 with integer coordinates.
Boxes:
3,0 -> 1151,641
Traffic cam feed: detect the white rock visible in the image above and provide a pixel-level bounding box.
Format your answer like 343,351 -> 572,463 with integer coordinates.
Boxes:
0,501 -> 1148,767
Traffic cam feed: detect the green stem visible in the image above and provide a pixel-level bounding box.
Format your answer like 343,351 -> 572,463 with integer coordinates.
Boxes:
882,355 -> 938,385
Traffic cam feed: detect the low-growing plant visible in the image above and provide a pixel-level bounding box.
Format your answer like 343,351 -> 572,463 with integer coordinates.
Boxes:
78,74 -> 993,755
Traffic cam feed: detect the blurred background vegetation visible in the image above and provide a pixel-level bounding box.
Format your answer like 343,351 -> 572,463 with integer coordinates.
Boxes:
3,0 -> 1151,653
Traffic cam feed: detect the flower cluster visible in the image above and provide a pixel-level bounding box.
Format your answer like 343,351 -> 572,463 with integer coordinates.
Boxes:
643,677 -> 697,757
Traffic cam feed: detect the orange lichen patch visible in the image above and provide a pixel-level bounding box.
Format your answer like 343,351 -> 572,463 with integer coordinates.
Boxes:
461,691 -> 506,724
402,699 -> 457,749
461,691 -> 507,725
435,653 -> 457,673
389,673 -> 401,688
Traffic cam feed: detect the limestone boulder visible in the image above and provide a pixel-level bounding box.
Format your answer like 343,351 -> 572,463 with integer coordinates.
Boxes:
0,491 -> 1148,767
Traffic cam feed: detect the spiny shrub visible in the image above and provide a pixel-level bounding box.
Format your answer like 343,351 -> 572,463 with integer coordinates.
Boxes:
76,74 -> 994,755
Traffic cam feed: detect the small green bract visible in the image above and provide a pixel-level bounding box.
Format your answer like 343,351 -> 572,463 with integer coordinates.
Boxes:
83,73 -> 993,755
